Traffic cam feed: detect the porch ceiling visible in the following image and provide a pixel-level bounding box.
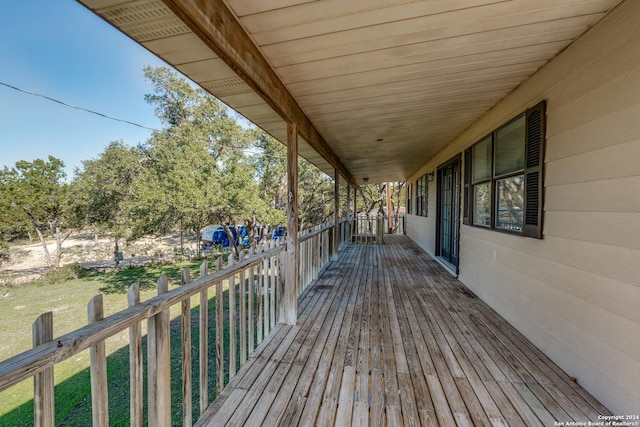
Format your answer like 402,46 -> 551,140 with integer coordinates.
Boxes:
77,0 -> 623,185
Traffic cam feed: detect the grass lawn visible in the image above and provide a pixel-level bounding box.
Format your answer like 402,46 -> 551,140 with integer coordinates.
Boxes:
0,260 -> 234,426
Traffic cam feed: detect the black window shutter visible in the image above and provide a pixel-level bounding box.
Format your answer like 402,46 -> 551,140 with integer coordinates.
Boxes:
462,148 -> 471,225
523,101 -> 546,238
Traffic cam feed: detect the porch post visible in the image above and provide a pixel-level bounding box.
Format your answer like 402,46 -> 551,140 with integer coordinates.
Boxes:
352,186 -> 358,239
283,122 -> 298,325
346,183 -> 351,220
346,183 -> 351,243
333,169 -> 339,260
387,182 -> 393,233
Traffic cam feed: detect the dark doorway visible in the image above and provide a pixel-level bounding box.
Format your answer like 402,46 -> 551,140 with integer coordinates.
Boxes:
436,156 -> 461,272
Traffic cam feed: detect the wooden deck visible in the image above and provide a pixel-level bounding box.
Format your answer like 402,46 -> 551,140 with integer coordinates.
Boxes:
195,235 -> 611,426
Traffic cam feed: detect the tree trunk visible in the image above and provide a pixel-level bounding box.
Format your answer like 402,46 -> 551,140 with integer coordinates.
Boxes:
54,224 -> 63,269
219,217 -> 239,259
114,238 -> 120,268
33,225 -> 52,270
245,214 -> 257,248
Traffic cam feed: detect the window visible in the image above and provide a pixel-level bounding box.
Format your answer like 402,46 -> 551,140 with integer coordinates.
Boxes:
416,174 -> 429,217
406,183 -> 413,215
463,101 -> 545,238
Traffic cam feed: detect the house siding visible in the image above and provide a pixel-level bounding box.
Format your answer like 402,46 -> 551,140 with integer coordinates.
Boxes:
406,0 -> 640,415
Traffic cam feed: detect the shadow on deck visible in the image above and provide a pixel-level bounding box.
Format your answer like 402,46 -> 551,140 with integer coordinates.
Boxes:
195,235 -> 611,426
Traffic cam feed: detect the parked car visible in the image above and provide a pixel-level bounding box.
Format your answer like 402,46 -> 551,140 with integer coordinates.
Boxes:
201,225 -> 239,248
272,225 -> 285,240
201,225 -> 224,247
237,225 -> 250,246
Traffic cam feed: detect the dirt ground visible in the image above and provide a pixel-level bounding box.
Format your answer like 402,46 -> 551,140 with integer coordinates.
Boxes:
0,232 -> 198,285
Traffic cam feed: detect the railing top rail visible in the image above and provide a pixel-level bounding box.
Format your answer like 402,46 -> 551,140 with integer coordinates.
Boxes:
0,244 -> 285,392
298,222 -> 335,244
297,217 -> 352,243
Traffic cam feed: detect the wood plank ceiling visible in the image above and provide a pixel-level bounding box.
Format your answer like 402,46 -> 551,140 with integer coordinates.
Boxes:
77,0 -> 623,185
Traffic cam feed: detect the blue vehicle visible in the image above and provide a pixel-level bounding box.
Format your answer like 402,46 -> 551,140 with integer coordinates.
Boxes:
272,225 -> 286,240
201,225 -> 223,247
237,225 -> 250,246
201,225 -> 239,248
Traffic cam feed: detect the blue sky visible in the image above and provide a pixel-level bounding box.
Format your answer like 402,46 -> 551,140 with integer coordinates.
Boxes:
0,0 -> 168,176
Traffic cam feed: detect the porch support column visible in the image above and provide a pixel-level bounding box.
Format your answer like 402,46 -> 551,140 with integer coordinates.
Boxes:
283,122 -> 298,325
346,184 -> 351,221
387,182 -> 393,233
352,186 -> 358,239
333,169 -> 340,261
346,183 -> 351,243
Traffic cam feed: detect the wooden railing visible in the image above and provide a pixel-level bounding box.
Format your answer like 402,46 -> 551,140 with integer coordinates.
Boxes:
350,214 -> 405,244
297,221 -> 344,295
351,215 -> 385,244
0,221 -> 344,426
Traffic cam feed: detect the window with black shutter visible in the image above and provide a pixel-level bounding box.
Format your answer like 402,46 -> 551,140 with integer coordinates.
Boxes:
523,101 -> 545,238
465,101 -> 545,238
416,174 -> 429,217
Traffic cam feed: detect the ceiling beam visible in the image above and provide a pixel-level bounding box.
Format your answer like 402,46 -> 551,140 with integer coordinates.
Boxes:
162,0 -> 356,186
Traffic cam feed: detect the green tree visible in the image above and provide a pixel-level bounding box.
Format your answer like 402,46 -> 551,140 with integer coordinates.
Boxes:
354,182 -> 406,233
251,131 -> 286,228
214,148 -> 268,252
129,123 -> 223,253
70,141 -> 143,266
1,156 -> 70,270
298,158 -> 335,231
0,168 -> 17,263
252,130 -> 342,232
133,66 -> 273,255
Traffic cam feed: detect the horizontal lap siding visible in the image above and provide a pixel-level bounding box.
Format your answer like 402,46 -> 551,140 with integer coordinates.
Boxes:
407,0 -> 640,414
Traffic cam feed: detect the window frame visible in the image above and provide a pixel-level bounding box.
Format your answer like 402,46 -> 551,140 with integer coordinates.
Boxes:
416,174 -> 429,217
464,101 -> 545,238
470,135 -> 493,229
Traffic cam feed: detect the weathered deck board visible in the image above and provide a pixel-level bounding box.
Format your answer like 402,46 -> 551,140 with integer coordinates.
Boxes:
195,235 -> 612,426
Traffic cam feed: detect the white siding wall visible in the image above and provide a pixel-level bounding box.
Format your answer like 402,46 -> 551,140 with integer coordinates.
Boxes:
405,179 -> 437,255
406,0 -> 640,414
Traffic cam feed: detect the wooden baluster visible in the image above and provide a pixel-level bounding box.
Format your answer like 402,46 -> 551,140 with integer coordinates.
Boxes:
315,231 -> 320,280
88,295 -> 109,427
199,261 -> 208,414
228,254 -> 236,378
127,283 -> 143,427
239,251 -> 247,365
307,232 -> 312,287
307,235 -> 311,293
256,243 -> 263,345
313,228 -> 318,283
215,257 -> 224,394
262,240 -> 269,334
33,312 -> 54,427
303,236 -> 306,292
299,237 -> 304,292
248,247 -> 255,352
181,268 -> 192,426
277,251 -> 286,323
303,236 -> 307,291
321,230 -> 325,267
308,232 -> 312,289
148,274 -> 171,426
270,240 -> 276,328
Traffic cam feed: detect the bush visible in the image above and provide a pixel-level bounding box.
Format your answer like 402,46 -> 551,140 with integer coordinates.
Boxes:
33,264 -> 87,286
